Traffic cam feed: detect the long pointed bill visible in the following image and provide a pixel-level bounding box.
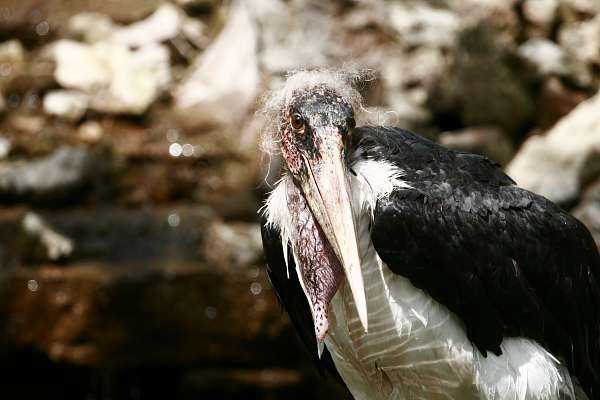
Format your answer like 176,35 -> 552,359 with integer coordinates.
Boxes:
299,132 -> 368,334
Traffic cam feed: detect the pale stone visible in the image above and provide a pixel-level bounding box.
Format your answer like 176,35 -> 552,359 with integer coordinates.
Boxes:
43,90 -> 89,121
559,15 -> 600,66
0,39 -> 25,64
379,48 -> 445,131
253,0 -> 331,74
68,13 -> 115,44
52,40 -> 110,91
174,2 -> 259,128
23,212 -> 74,261
0,146 -> 94,203
523,0 -> 559,28
112,4 -> 203,47
0,136 -> 11,159
77,121 -> 104,143
389,3 -> 460,49
0,39 -> 26,90
507,91 -> 600,203
518,38 -> 568,76
562,0 -> 600,14
111,4 -> 182,46
68,5 -> 205,48
451,0 -> 520,43
52,40 -> 170,115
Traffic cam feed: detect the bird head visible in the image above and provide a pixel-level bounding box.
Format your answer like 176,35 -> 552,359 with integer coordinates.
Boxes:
278,88 -> 356,179
263,70 -> 369,341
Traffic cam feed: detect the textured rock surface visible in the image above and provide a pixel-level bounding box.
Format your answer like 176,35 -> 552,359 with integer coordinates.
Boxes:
254,0 -> 334,74
523,0 -> 559,37
0,40 -> 25,69
559,15 -> 600,67
0,147 -> 97,203
67,13 -> 115,44
389,3 -> 460,49
518,38 -> 569,76
0,40 -> 26,92
0,0 -> 599,398
110,4 -> 198,47
68,4 -> 206,49
173,2 -> 259,128
51,40 -> 170,115
22,212 -> 74,263
507,91 -> 600,204
43,90 -> 88,121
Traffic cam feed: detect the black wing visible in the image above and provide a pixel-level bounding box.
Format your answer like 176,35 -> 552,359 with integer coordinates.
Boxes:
354,126 -> 600,399
260,218 -> 349,392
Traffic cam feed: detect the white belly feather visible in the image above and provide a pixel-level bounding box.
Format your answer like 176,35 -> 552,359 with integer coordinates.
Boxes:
324,226 -> 577,400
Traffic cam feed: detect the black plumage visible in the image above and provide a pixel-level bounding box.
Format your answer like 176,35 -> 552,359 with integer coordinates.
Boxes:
261,126 -> 600,399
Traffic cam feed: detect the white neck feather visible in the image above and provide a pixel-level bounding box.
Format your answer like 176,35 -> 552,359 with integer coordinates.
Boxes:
260,155 -> 409,278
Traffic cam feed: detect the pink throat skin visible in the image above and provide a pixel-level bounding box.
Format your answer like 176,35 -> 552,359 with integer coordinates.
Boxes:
286,180 -> 345,342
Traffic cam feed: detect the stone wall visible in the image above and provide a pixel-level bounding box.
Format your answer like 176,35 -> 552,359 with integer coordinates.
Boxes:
0,0 -> 599,398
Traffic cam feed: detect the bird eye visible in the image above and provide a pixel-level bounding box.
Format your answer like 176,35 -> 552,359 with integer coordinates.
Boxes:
290,113 -> 304,131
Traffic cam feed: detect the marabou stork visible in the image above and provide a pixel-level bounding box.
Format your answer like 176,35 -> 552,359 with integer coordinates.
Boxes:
260,69 -> 600,400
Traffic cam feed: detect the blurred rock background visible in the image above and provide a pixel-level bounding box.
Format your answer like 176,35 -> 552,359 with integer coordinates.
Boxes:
0,0 -> 599,398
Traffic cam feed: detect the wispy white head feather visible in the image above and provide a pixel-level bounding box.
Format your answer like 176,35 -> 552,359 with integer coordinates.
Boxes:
260,174 -> 294,277
350,157 -> 412,219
